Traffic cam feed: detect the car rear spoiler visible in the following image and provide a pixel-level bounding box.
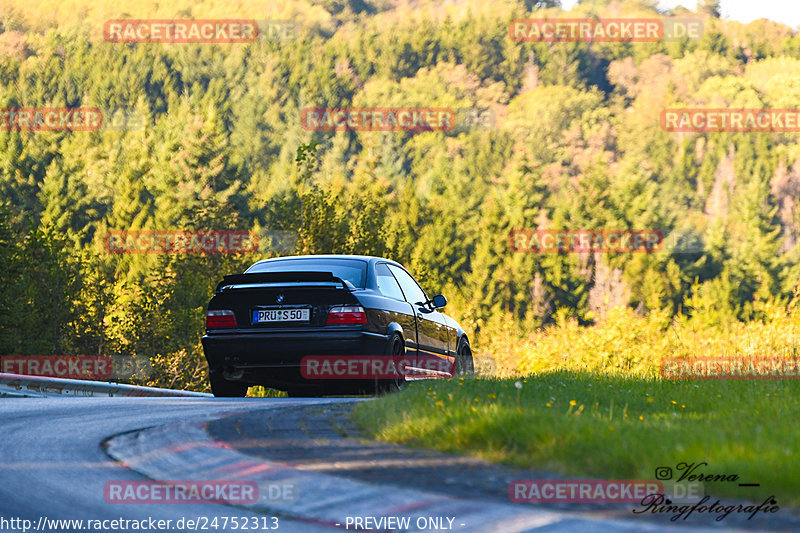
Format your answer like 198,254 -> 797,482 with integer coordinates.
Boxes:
215,271 -> 354,293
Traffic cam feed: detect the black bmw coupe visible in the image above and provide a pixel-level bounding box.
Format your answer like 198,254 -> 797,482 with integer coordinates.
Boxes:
201,255 -> 473,397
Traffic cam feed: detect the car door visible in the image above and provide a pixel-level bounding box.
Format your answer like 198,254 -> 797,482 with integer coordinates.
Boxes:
442,315 -> 458,356
386,265 -> 451,373
374,263 -> 418,370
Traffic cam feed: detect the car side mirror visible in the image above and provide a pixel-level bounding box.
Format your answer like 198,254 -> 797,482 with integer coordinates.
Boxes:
431,294 -> 447,309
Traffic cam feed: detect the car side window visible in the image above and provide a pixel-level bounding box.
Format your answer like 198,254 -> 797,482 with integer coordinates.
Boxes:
375,263 -> 406,301
387,264 -> 428,305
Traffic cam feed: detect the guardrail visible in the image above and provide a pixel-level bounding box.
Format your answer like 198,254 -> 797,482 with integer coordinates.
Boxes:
0,373 -> 212,398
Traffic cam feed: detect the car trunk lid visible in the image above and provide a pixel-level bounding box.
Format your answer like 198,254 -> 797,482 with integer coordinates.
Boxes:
209,271 -> 361,330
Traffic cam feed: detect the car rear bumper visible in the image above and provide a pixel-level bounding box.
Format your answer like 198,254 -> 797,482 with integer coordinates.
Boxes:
201,327 -> 392,389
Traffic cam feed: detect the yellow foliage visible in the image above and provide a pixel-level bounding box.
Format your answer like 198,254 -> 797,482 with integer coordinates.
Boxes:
477,305 -> 800,379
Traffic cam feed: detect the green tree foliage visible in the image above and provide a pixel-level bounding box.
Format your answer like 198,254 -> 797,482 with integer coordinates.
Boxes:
1,0 -> 799,389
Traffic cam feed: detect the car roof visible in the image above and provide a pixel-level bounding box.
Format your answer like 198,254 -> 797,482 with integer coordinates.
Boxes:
248,254 -> 405,270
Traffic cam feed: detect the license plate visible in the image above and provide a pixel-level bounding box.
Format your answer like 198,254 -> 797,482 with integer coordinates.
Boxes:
252,308 -> 310,323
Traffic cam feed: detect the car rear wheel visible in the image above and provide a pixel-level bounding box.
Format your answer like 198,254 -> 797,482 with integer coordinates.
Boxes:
210,373 -> 248,397
377,334 -> 407,395
455,337 -> 474,376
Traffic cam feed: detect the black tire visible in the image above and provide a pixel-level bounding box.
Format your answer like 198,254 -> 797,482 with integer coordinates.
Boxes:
454,337 -> 474,376
209,373 -> 248,397
377,334 -> 407,395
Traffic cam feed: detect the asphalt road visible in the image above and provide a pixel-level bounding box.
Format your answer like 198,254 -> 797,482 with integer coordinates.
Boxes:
0,397 -> 792,533
0,397 -> 350,533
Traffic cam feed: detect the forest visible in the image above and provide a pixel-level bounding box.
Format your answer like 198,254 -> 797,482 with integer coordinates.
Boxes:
2,0 -> 799,389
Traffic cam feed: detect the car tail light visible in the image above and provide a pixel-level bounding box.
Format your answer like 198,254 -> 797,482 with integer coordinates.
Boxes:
326,305 -> 367,325
206,309 -> 237,328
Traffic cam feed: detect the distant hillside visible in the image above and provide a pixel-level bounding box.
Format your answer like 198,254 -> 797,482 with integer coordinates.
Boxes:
1,0 -> 800,389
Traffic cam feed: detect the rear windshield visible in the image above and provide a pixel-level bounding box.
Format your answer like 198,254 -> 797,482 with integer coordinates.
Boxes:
246,258 -> 368,288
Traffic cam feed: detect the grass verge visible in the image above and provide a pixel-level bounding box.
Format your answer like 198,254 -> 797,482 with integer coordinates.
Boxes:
351,372 -> 799,507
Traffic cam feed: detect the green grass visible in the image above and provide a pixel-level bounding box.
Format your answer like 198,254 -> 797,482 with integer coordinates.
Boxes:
351,372 -> 800,507
247,386 -> 287,397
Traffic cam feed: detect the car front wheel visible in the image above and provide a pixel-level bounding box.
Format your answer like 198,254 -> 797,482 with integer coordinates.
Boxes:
455,337 -> 474,376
